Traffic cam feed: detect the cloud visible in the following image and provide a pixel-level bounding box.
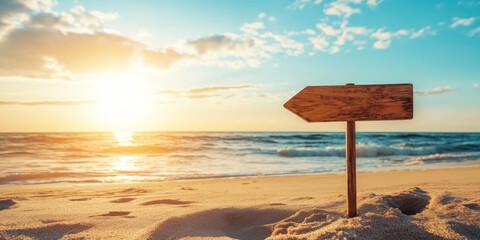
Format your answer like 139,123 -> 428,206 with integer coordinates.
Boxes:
0,0 -> 54,39
287,29 -> 316,36
371,28 -> 409,49
0,27 -> 189,78
188,35 -> 255,55
288,0 -> 311,10
0,1 -> 278,79
0,1 -> 193,79
316,23 -> 342,36
366,0 -> 382,7
260,32 -> 305,56
189,85 -> 255,94
311,20 -> 369,53
414,86 -> 458,96
473,83 -> 480,88
310,35 -> 330,52
324,0 -> 362,18
0,100 -> 95,106
468,27 -> 480,36
159,85 -> 256,99
410,26 -> 436,39
450,17 -> 476,28
239,21 -> 265,35
185,33 -> 269,68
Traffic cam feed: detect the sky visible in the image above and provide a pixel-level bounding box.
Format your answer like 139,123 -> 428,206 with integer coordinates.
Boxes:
0,0 -> 479,132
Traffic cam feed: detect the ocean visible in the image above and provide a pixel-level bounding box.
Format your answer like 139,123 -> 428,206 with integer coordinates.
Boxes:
0,132 -> 479,185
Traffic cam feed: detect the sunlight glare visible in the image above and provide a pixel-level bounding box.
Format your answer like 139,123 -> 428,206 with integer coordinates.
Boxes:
112,155 -> 139,172
96,71 -> 152,131
114,131 -> 133,146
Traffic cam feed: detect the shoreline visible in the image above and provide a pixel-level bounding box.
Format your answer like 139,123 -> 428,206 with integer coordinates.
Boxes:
1,167 -> 479,239
2,160 -> 479,186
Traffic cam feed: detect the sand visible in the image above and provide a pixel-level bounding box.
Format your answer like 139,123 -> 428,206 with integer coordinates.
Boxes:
0,167 -> 479,239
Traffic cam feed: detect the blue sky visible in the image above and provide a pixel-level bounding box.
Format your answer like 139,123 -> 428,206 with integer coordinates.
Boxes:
0,0 -> 479,132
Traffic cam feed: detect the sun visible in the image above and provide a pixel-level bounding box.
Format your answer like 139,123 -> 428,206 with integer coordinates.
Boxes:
95,71 -> 151,131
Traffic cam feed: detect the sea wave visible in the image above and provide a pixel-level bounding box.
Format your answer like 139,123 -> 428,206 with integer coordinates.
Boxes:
277,143 -> 436,158
0,171 -> 111,184
405,153 -> 480,165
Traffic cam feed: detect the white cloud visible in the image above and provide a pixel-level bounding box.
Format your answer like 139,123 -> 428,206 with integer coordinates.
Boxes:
287,29 -> 316,36
288,0 -> 310,10
410,26 -> 436,39
310,36 -> 330,52
367,0 -> 382,7
314,0 -> 324,4
159,85 -> 257,99
261,32 -> 305,56
258,12 -> 267,19
473,83 -> 480,88
324,0 -> 362,18
240,21 -> 265,35
316,23 -> 341,36
334,25 -> 369,46
371,29 -> 409,49
450,17 -> 476,28
312,19 -> 369,53
414,86 -> 458,96
468,27 -> 480,36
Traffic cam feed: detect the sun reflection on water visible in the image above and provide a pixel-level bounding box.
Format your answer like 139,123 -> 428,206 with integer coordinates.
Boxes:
112,131 -> 138,173
114,131 -> 133,146
113,155 -> 139,171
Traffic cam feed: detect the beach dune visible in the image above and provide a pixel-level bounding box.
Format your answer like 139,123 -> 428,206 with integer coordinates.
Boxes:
1,167 -> 479,239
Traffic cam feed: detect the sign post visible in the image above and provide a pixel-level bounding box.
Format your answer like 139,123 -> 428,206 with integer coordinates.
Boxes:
284,83 -> 413,218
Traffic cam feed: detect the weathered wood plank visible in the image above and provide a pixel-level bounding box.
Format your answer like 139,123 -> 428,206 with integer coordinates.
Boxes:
284,84 -> 413,122
346,121 -> 357,217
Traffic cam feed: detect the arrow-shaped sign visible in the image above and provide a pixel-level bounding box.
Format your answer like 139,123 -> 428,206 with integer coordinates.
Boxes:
284,84 -> 413,122
284,83 -> 413,217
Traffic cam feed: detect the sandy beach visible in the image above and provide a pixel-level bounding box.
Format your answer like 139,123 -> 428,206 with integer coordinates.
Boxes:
0,167 -> 479,239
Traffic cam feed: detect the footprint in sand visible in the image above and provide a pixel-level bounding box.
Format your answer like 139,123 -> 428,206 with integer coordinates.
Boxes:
0,199 -> 15,211
69,198 -> 91,201
95,211 -> 132,217
180,187 -> 196,191
140,199 -> 195,206
289,197 -> 315,201
269,203 -> 287,206
241,181 -> 256,185
464,203 -> 480,211
110,197 -> 136,203
120,188 -> 149,194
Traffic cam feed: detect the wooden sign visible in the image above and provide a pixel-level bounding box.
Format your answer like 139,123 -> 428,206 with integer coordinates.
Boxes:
284,84 -> 413,122
284,83 -> 413,218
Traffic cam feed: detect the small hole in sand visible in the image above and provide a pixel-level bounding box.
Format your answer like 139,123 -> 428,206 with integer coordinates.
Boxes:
385,188 -> 430,215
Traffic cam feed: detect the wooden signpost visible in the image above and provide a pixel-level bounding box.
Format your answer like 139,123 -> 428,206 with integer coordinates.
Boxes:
284,83 -> 413,218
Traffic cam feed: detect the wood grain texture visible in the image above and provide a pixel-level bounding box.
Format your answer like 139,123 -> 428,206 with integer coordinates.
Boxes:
346,121 -> 357,218
284,84 -> 413,122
